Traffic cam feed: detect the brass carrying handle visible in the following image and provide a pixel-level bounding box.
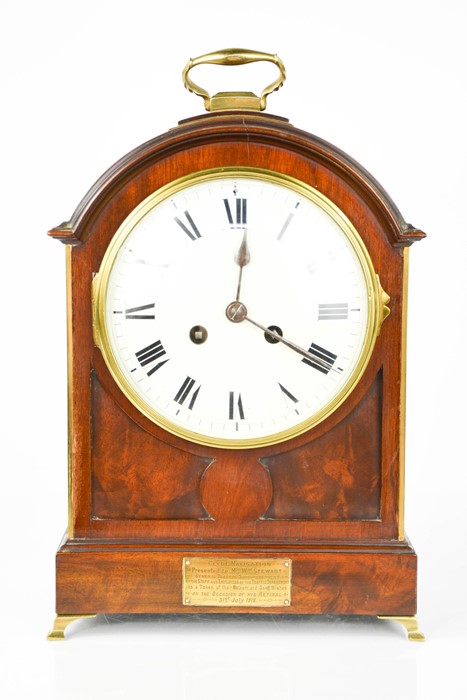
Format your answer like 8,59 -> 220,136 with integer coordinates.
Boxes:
182,48 -> 286,112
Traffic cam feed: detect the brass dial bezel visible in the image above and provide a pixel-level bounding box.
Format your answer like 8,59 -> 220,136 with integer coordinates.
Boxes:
93,167 -> 384,449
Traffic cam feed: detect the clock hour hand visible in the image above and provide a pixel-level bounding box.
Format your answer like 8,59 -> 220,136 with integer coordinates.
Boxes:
225,301 -> 336,374
233,228 -> 250,301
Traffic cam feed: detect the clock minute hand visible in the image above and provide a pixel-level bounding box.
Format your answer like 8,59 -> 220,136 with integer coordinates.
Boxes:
224,301 -> 337,373
244,315 -> 335,373
233,228 -> 250,301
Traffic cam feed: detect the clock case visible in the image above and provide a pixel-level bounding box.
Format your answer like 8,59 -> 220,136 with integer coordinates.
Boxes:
49,103 -> 425,633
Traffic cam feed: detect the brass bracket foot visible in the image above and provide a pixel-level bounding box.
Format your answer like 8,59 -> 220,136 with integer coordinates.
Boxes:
47,614 -> 97,641
378,615 -> 425,642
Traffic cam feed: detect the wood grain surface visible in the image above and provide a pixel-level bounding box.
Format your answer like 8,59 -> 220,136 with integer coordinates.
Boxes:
50,110 -> 424,618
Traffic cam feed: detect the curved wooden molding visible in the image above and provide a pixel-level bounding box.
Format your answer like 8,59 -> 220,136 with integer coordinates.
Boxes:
48,112 -> 426,248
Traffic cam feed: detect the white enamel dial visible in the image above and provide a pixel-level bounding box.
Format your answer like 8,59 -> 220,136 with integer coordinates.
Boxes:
94,168 -> 380,448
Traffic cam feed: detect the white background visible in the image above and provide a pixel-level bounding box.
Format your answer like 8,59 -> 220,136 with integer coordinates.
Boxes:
1,1 -> 466,697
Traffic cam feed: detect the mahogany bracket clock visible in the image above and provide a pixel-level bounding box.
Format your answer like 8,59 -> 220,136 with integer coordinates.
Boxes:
47,49 -> 426,641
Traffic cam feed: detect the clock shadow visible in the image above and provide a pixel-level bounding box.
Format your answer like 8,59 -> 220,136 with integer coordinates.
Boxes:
52,614 -> 419,700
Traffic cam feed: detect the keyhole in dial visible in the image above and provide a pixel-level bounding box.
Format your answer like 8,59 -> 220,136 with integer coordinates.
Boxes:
264,325 -> 283,344
189,325 -> 208,344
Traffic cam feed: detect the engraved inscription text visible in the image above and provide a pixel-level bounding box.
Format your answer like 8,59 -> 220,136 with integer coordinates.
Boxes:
182,557 -> 292,607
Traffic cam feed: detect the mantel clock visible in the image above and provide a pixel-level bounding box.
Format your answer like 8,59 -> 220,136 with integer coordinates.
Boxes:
47,49 -> 425,641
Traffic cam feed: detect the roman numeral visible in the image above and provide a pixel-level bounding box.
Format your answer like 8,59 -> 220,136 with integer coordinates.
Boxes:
135,340 -> 169,376
125,303 -> 155,320
318,303 -> 349,320
277,202 -> 300,240
174,210 -> 202,240
229,391 -> 245,420
278,383 -> 299,405
224,198 -> 247,227
279,383 -> 300,414
301,342 -> 337,374
174,376 -> 201,410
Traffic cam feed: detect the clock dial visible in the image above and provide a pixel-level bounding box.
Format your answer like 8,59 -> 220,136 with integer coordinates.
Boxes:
94,168 -> 380,448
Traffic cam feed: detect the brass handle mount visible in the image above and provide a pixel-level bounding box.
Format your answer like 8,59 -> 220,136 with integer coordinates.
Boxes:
182,48 -> 286,112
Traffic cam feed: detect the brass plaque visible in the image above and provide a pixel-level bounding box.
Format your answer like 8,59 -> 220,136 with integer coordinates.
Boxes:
182,557 -> 292,607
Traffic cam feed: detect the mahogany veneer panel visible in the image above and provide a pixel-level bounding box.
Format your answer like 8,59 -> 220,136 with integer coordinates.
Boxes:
263,371 -> 382,520
91,374 -> 211,520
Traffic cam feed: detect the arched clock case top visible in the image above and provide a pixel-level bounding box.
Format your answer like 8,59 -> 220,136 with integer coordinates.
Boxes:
48,50 -> 425,639
50,115 -> 418,536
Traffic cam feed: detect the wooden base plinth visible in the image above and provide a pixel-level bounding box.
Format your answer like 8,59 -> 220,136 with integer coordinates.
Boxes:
54,538 -> 417,618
